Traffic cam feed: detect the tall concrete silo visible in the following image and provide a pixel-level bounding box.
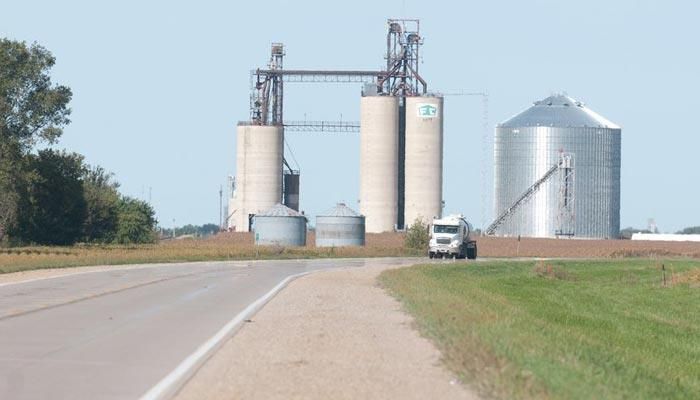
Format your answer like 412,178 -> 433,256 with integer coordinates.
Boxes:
359,95 -> 399,233
493,94 -> 621,239
404,96 -> 444,227
230,123 -> 284,232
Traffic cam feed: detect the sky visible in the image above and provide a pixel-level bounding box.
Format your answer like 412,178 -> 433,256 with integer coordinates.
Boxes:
1,0 -> 698,232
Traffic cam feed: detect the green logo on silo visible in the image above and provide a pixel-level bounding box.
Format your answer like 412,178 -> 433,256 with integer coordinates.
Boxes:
417,103 -> 438,118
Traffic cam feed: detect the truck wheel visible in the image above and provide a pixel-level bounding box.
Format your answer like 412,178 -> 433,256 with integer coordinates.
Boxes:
428,252 -> 434,259
467,245 -> 477,260
457,245 -> 466,259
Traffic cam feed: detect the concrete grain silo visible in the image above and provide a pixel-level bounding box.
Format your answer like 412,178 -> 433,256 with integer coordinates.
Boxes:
315,203 -> 366,247
230,123 -> 283,232
253,203 -> 307,246
359,95 -> 399,233
404,96 -> 444,227
493,94 -> 621,238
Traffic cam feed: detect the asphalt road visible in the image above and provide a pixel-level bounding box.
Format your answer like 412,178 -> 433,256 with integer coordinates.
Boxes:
0,258 -> 417,400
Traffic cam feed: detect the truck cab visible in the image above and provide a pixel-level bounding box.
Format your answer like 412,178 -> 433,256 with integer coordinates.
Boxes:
428,215 -> 477,259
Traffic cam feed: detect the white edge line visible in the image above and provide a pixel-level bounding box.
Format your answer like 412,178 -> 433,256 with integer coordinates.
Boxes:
138,270 -> 314,400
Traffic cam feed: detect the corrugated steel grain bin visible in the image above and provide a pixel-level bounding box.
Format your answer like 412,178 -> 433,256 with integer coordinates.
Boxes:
316,203 -> 366,247
493,94 -> 621,239
254,203 -> 307,246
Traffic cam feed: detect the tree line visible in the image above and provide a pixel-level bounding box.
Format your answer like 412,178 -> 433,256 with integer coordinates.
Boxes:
620,225 -> 700,239
171,224 -> 220,238
0,39 -> 156,245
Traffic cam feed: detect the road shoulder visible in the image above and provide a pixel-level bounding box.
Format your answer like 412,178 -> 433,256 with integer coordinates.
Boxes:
175,261 -> 479,400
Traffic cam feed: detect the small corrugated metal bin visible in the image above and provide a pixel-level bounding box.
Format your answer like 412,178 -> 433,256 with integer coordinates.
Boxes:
253,203 -> 307,246
315,203 -> 366,247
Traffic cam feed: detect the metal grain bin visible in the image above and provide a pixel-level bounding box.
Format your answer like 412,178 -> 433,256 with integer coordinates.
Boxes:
253,203 -> 307,246
316,203 -> 366,247
493,94 -> 621,239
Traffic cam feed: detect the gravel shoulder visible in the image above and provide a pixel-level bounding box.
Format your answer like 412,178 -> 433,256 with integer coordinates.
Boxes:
175,261 -> 479,400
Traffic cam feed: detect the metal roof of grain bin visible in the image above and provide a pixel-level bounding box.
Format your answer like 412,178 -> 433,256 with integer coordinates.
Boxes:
315,203 -> 366,247
498,94 -> 620,129
253,203 -> 307,246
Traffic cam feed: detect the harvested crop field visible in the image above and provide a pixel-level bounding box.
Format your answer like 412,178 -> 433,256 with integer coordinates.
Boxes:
0,232 -> 419,274
2,232 -> 700,275
475,236 -> 700,258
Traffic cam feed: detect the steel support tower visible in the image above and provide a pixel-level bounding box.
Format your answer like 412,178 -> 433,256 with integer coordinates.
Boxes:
245,19 -> 431,228
381,19 -> 427,229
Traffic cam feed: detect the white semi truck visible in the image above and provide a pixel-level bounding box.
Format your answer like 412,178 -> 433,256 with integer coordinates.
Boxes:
428,214 -> 477,259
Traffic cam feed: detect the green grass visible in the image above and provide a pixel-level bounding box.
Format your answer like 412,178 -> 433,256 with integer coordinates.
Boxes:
379,259 -> 700,400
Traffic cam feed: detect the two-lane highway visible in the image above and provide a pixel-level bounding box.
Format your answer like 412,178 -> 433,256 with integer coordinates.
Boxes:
0,258 -> 416,399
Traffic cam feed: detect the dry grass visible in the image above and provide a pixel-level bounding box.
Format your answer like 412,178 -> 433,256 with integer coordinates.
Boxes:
532,260 -> 576,281
669,268 -> 700,288
0,232 -> 418,274
2,233 -> 700,275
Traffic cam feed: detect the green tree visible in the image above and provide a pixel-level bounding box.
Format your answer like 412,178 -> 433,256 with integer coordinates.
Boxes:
174,223 -> 220,237
0,39 -> 72,241
677,226 -> 700,235
199,223 -> 220,236
0,39 -> 72,148
0,169 -> 17,243
405,218 -> 430,250
82,166 -> 120,243
0,141 -> 23,243
619,227 -> 652,240
15,150 -> 87,245
115,197 -> 157,244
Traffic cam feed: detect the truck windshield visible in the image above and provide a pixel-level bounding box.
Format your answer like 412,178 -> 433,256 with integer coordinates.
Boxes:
433,225 -> 459,234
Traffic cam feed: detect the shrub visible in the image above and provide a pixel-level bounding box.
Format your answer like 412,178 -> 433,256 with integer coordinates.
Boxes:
405,218 -> 430,250
114,197 -> 157,244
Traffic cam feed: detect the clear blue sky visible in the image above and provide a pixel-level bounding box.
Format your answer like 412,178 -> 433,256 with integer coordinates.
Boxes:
1,0 -> 698,232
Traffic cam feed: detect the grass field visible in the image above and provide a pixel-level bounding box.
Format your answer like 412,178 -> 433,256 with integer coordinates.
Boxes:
379,259 -> 700,400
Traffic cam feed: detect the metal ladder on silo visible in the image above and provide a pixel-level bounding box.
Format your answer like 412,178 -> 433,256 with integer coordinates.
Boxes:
485,154 -> 572,236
